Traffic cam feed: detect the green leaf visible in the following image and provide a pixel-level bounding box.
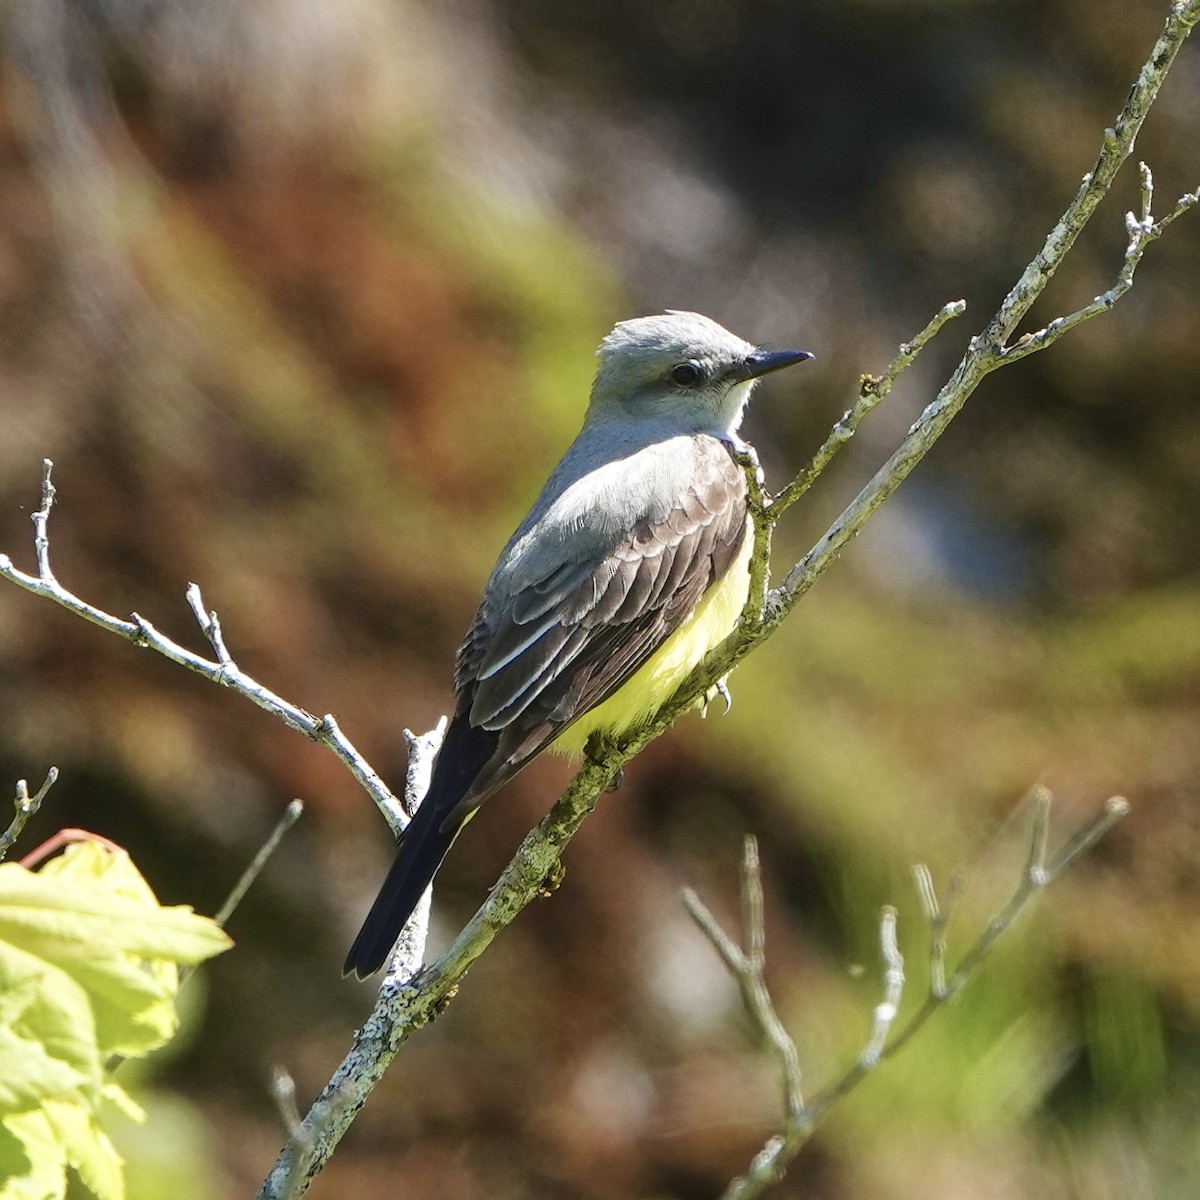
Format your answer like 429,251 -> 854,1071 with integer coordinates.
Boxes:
0,854 -> 232,965
0,945 -> 97,1110
41,1098 -> 124,1200
1,1107 -> 67,1200
0,837 -> 232,1200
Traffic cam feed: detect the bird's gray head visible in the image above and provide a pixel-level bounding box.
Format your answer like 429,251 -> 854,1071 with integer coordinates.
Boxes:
587,311 -> 812,437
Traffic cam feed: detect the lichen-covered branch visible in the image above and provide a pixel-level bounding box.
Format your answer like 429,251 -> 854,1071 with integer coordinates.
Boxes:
770,299 -> 967,520
257,725 -> 448,1199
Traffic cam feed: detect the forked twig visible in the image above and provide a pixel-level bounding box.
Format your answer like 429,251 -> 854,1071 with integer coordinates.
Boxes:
0,767 -> 59,861
0,461 -> 401,822
687,791 -> 1129,1200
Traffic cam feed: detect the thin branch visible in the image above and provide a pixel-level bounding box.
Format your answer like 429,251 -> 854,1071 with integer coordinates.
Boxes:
705,791 -> 1129,1200
734,446 -> 774,636
0,767 -> 59,861
859,906 -> 904,1068
257,723 -> 450,1199
981,3 -> 1200,351
835,793 -> 1129,1073
272,1067 -> 305,1140
99,800 -> 305,1072
683,836 -> 805,1135
186,582 -> 232,669
269,1069 -> 353,1200
399,719 -> 448,826
912,863 -> 964,1001
0,461 -> 400,820
1024,784 -> 1053,888
681,886 -> 749,980
770,299 -> 966,520
213,800 -> 305,929
765,4 -> 1200,618
32,459 -> 56,581
1045,794 -> 1130,879
1001,165 -> 1200,363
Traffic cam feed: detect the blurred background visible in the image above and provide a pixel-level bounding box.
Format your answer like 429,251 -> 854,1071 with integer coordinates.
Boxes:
2,0 -> 1199,1196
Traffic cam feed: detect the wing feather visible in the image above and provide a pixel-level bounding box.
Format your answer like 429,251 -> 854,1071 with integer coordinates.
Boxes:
454,435 -> 748,810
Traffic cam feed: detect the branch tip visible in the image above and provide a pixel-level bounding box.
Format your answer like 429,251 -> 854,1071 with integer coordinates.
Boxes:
860,906 -> 905,1067
1,767 -> 61,861
39,459 -> 56,510
271,1066 -> 306,1141
211,798 -> 306,930
1105,794 -> 1131,818
1026,785 -> 1053,886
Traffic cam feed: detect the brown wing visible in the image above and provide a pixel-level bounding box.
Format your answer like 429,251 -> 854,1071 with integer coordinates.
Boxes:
449,435 -> 748,815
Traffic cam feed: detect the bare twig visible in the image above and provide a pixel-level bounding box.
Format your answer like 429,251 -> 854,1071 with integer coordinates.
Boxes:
771,299 -> 967,520
32,459 -> 56,581
186,582 -> 232,669
268,1069 -> 354,1200
734,446 -> 774,636
213,800 -> 305,929
1001,164 -> 1199,363
859,906 -> 904,1068
912,863 -> 964,1001
0,461 -> 400,820
865,794 -> 1129,1072
272,1067 -> 306,1140
0,767 -> 59,861
765,5 -> 1200,617
703,791 -> 1129,1200
684,836 -> 805,1121
684,838 -> 807,1200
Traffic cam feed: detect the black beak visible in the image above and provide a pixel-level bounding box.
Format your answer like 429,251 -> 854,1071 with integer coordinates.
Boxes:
735,348 -> 815,381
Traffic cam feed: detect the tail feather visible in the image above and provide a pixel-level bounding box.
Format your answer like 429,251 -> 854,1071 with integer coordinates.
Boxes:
343,716 -> 498,979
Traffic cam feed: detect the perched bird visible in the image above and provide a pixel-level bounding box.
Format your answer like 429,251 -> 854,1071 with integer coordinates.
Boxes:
345,311 -> 812,977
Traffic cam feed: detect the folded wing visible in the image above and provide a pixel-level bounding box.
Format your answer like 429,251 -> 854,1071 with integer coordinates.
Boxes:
449,434 -> 748,821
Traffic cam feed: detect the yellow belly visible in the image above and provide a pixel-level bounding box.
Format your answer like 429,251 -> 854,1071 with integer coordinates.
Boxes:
551,522 -> 753,756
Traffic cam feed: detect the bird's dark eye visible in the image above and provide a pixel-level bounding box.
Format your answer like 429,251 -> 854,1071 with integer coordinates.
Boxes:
670,362 -> 703,387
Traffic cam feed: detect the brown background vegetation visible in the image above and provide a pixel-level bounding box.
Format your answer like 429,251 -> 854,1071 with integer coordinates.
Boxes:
1,1 -> 1199,1197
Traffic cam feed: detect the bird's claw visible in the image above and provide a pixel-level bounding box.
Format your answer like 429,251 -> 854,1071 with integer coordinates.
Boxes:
700,677 -> 733,718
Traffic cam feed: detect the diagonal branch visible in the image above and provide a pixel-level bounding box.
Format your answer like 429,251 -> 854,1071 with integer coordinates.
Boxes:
0,462 -> 401,822
770,299 -> 967,521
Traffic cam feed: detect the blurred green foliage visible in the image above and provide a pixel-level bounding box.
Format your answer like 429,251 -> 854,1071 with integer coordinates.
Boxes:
0,0 -> 1198,1197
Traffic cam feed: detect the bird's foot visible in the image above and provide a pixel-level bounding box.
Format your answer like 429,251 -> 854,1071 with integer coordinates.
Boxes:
584,731 -> 621,767
606,767 -> 624,793
700,676 -> 734,718
539,858 -> 566,897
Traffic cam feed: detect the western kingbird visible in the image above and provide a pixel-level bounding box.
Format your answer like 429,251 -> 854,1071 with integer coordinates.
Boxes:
345,311 -> 811,977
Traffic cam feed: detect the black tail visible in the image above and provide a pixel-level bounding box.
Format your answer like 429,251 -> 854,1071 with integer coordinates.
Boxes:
343,716 -> 498,979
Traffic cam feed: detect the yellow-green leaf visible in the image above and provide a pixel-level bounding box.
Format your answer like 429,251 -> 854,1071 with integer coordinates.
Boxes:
0,836 -> 232,1200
